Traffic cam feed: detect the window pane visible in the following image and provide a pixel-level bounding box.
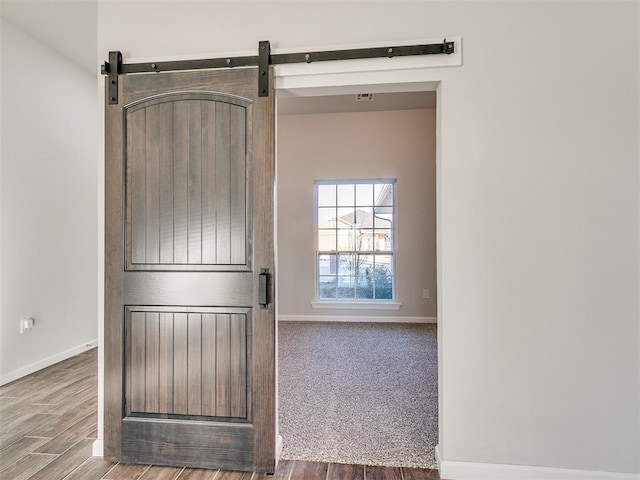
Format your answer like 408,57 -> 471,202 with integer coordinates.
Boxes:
337,184 -> 355,206
318,207 -> 336,227
356,254 -> 375,279
318,254 -> 338,275
373,229 -> 392,251
356,283 -> 374,299
356,229 -> 374,251
373,206 -> 393,229
336,277 -> 355,299
318,184 -> 336,206
373,255 -> 393,299
355,254 -> 375,299
375,254 -> 393,268
356,184 -> 374,206
319,276 -> 337,299
318,229 -> 336,251
336,229 -> 353,250
338,254 -> 356,275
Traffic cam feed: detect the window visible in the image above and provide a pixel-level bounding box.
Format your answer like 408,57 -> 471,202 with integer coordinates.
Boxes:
314,179 -> 396,304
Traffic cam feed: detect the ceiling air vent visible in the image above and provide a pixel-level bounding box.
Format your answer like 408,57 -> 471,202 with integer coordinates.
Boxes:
355,93 -> 375,102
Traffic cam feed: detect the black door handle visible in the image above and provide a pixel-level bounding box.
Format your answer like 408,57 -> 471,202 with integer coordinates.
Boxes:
259,268 -> 270,309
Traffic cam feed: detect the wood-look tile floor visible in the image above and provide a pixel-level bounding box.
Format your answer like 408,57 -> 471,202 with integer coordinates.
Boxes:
0,349 -> 440,479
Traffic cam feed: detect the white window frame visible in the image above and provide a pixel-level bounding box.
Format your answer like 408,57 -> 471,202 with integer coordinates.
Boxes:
311,178 -> 401,310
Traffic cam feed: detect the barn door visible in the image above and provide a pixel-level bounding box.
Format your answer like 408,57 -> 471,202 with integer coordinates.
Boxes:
104,68 -> 275,472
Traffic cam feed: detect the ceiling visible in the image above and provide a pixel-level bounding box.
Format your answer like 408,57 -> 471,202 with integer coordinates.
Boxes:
278,91 -> 436,115
1,0 -> 98,74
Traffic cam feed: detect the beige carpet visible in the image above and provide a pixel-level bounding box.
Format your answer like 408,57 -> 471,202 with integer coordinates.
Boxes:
278,322 -> 438,468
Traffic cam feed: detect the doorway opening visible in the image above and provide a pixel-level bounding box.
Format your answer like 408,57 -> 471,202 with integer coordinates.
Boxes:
275,89 -> 439,468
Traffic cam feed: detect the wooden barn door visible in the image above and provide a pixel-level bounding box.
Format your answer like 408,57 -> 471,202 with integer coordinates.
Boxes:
104,68 -> 275,472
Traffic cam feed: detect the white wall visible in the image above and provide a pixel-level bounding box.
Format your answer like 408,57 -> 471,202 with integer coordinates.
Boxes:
0,18 -> 98,383
277,109 -> 437,319
98,1 -> 640,477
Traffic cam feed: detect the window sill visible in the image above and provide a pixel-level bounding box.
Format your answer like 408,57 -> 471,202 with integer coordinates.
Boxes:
310,300 -> 401,310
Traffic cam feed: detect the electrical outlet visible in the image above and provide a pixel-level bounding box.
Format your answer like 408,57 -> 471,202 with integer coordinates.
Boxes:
20,317 -> 34,334
422,289 -> 430,299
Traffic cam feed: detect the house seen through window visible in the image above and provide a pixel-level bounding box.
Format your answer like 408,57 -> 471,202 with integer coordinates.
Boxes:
315,179 -> 396,301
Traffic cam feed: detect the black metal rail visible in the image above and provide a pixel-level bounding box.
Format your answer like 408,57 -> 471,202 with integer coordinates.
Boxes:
102,39 -> 454,104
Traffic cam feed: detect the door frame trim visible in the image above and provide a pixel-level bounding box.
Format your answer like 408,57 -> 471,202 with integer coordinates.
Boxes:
272,57 -> 450,469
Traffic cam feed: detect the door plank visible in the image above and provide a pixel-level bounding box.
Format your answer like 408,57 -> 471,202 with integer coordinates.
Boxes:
201,313 -> 217,416
230,104 -> 246,265
145,104 -> 160,264
187,100 -> 203,264
187,313 -> 203,415
230,314 -> 247,418
129,109 -> 146,265
215,102 -> 231,264
201,101 -> 217,265
173,313 -> 189,414
145,313 -> 160,413
158,313 -> 174,414
173,101 -> 189,264
129,312 -> 146,413
216,314 -> 231,416
158,102 -> 174,264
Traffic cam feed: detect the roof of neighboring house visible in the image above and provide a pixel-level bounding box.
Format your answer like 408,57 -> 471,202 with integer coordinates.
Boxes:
326,209 -> 391,229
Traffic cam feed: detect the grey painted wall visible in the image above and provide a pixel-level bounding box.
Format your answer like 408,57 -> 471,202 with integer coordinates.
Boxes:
0,18 -> 98,381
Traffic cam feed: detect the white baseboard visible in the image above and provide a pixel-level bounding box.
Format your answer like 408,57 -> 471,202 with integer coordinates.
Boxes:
278,315 -> 437,324
275,435 -> 283,467
435,443 -> 443,471
92,439 -> 103,458
0,339 -> 98,386
439,460 -> 639,480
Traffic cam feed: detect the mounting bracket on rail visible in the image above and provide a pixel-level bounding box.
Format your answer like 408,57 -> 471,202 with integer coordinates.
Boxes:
258,41 -> 271,98
102,51 -> 122,105
101,39 -> 454,104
